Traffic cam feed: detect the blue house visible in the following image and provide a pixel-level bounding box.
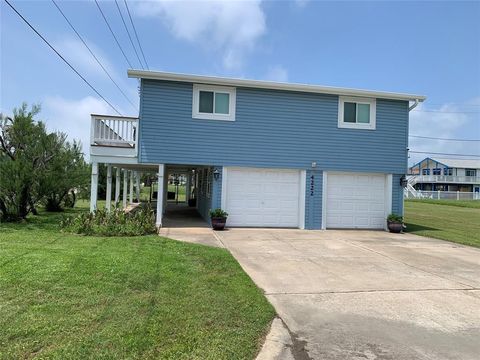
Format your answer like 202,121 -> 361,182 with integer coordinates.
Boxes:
89,70 -> 426,230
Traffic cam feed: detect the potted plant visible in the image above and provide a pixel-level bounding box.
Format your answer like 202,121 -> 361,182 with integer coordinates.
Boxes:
387,213 -> 403,233
209,208 -> 228,231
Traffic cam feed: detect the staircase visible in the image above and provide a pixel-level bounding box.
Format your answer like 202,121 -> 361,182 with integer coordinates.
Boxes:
404,176 -> 422,199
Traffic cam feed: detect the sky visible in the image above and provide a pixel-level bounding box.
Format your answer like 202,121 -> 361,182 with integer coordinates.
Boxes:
1,0 -> 479,166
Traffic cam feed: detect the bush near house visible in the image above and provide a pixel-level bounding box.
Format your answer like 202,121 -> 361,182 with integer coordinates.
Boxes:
62,205 -> 157,236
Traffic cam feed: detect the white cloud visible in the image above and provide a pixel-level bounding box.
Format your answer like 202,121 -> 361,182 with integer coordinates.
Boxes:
55,37 -> 118,79
134,0 -> 266,70
264,65 -> 288,82
42,96 -> 112,158
408,100 -> 480,165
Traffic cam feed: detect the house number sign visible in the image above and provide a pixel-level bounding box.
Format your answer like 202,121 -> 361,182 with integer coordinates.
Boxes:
310,175 -> 315,196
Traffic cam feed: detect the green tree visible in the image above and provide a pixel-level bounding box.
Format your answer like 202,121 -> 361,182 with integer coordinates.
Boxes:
0,103 -> 89,220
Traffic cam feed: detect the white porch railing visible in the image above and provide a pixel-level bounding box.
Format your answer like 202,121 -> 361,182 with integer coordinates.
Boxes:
404,190 -> 480,200
408,175 -> 480,185
90,114 -> 138,148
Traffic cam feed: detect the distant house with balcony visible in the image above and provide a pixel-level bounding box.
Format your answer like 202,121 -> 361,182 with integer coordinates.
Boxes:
408,158 -> 480,193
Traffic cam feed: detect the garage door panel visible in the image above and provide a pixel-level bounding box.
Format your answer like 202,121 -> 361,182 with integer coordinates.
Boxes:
225,168 -> 301,227
327,173 -> 387,229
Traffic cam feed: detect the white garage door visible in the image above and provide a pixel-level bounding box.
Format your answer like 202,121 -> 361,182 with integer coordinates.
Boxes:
326,173 -> 389,229
223,167 -> 302,227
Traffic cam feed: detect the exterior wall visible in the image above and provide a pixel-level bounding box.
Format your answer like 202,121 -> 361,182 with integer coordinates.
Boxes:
139,79 -> 410,229
196,168 -> 212,222
139,79 -> 409,174
196,166 -> 222,222
305,169 -> 323,229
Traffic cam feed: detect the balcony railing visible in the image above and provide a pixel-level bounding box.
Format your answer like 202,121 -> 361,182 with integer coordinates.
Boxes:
90,114 -> 138,149
410,175 -> 480,184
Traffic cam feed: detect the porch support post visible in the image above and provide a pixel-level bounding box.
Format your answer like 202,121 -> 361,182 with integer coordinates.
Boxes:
135,171 -> 141,202
185,172 -> 191,203
106,165 -> 112,212
89,162 -> 98,213
115,167 -> 121,207
123,170 -> 128,209
156,164 -> 165,227
129,171 -> 134,204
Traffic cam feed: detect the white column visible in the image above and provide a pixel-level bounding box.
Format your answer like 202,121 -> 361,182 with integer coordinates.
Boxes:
123,170 -> 128,209
90,162 -> 99,213
115,167 -> 121,207
129,171 -> 134,204
185,172 -> 191,203
156,164 -> 165,227
106,165 -> 112,212
135,171 -> 141,202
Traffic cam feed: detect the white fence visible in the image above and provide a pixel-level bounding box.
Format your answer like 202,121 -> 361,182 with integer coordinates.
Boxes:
404,190 -> 480,200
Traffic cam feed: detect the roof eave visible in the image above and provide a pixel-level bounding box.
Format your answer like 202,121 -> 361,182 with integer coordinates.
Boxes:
128,69 -> 427,102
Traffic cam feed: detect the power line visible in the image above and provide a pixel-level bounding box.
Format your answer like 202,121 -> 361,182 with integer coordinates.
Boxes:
409,150 -> 480,158
51,0 -> 136,110
4,0 -> 121,115
410,135 -> 480,142
114,0 -> 144,69
94,0 -> 133,69
124,0 -> 149,69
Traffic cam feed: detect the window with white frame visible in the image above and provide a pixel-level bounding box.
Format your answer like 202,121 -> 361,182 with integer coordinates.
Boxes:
338,97 -> 376,130
466,169 -> 477,177
192,84 -> 236,121
433,168 -> 441,175
444,168 -> 453,176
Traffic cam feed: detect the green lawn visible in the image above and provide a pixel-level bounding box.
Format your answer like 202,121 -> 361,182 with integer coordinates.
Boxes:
404,200 -> 480,248
0,208 -> 275,359
168,184 -> 186,202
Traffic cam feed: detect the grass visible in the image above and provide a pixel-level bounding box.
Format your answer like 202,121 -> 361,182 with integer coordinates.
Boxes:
404,200 -> 480,248
167,184 -> 186,202
0,207 -> 275,359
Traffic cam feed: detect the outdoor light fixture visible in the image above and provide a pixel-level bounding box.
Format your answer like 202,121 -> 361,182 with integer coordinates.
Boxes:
311,161 -> 317,168
400,175 -> 408,188
213,169 -> 220,180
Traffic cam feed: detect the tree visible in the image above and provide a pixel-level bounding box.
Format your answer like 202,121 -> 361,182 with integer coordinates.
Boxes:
0,103 -> 89,220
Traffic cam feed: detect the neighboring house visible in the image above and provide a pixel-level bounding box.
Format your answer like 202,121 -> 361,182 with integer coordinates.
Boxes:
89,70 -> 425,230
408,157 -> 480,192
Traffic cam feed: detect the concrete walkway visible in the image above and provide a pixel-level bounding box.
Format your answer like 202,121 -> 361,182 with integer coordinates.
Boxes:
215,229 -> 480,360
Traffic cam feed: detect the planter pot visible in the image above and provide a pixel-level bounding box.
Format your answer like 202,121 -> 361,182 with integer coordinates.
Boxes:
211,217 -> 227,231
387,221 -> 403,233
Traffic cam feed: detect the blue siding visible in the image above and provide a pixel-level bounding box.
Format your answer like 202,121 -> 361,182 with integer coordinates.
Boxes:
196,166 -> 222,223
392,174 -> 404,216
139,80 -> 409,174
305,170 -> 323,229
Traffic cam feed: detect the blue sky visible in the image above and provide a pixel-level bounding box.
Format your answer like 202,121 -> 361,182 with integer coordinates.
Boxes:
1,0 -> 479,165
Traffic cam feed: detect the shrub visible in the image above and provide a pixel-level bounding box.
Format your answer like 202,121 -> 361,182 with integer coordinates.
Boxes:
62,205 -> 156,236
209,208 -> 228,218
387,213 -> 403,223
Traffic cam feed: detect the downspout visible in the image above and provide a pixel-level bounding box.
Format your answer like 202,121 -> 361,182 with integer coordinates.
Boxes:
408,99 -> 420,112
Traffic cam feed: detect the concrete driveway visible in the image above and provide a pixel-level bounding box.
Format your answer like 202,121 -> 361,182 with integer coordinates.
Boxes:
216,229 -> 480,360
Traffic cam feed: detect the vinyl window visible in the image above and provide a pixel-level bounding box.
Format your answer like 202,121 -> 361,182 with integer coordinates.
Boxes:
338,97 -> 376,130
193,84 -> 236,121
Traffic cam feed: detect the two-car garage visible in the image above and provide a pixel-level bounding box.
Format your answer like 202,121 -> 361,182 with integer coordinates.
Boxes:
221,167 -> 392,230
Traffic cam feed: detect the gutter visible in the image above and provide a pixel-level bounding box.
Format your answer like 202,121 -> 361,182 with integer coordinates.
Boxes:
408,99 -> 420,112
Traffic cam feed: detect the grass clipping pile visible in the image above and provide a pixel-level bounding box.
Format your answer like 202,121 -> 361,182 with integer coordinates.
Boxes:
62,205 -> 156,236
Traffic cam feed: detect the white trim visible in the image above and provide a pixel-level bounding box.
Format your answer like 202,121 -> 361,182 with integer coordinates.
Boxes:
385,174 -> 393,230
156,164 -> 165,227
106,165 -> 112,212
338,96 -> 376,130
299,170 -> 306,230
192,84 -> 236,121
129,69 -> 426,102
221,167 -> 228,210
321,171 -> 327,230
90,162 -> 98,213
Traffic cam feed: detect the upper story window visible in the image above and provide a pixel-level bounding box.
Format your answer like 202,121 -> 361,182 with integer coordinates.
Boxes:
444,168 -> 453,176
192,84 -> 236,121
422,169 -> 430,175
338,96 -> 376,130
466,169 -> 477,177
433,168 -> 441,175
